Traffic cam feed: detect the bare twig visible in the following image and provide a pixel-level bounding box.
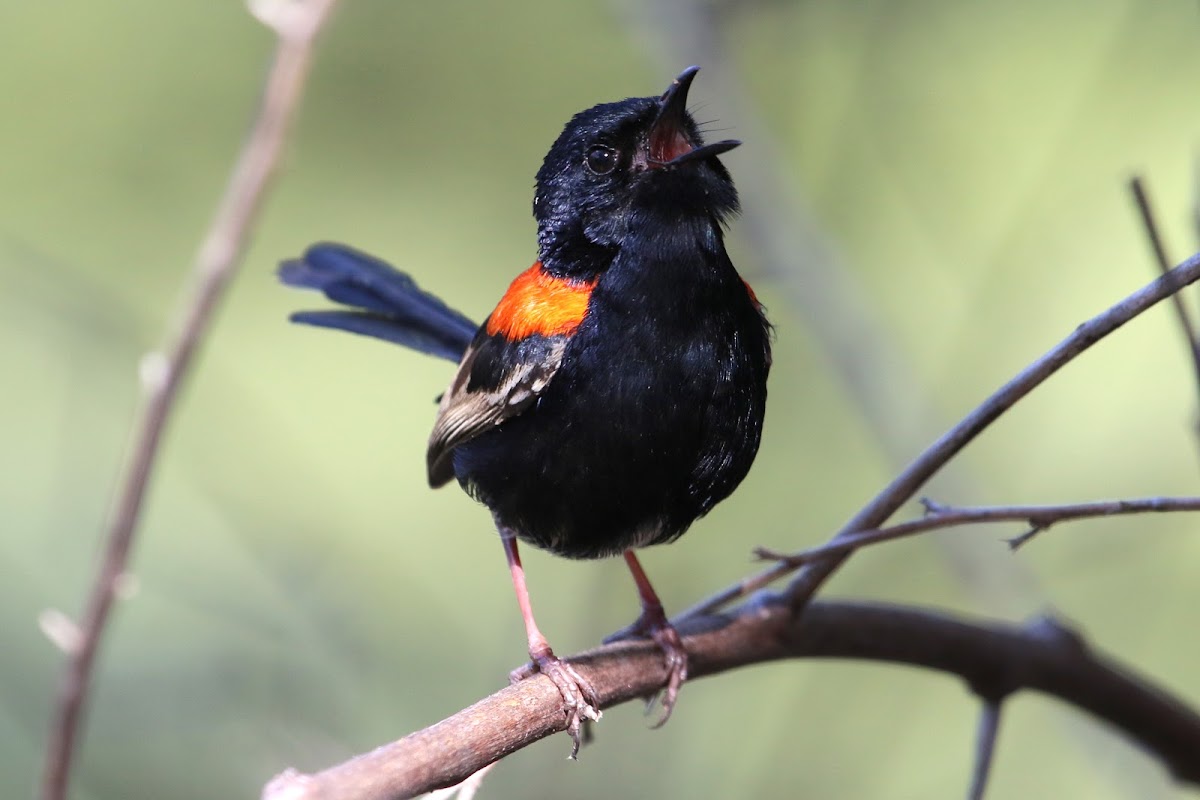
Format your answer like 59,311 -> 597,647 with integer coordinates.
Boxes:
1129,176 -> 1200,397
967,701 -> 1003,800
781,252 -> 1200,608
1004,525 -> 1045,551
1194,155 -> 1200,247
677,252 -> 1200,622
262,600 -> 1200,800
1194,155 -> 1200,248
752,496 -> 1200,567
39,3 -> 342,800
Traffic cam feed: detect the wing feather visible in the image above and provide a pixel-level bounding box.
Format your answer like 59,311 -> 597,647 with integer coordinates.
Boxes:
426,333 -> 567,487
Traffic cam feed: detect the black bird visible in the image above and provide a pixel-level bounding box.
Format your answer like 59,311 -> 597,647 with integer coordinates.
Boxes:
280,66 -> 771,754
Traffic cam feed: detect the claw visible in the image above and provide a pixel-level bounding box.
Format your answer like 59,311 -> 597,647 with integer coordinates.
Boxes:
616,550 -> 690,725
511,653 -> 601,757
644,616 -> 688,727
605,606 -> 689,725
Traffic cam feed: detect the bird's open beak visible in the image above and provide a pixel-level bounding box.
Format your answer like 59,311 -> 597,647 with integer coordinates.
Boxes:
647,66 -> 741,168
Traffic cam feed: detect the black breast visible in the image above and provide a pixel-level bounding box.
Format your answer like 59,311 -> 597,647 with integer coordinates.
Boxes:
452,247 -> 770,559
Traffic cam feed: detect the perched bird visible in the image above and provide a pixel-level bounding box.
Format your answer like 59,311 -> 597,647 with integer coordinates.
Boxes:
280,66 -> 771,753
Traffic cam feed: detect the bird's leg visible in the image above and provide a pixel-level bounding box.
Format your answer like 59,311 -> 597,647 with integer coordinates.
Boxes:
500,526 -> 600,756
608,549 -> 689,726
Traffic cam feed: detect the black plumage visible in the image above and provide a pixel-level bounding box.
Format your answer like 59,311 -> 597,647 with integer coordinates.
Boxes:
281,66 -> 771,754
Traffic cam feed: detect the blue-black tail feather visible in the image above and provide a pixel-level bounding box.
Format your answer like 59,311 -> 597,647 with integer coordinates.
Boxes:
279,243 -> 477,363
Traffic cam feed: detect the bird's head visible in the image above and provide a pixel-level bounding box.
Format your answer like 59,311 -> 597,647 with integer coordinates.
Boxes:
533,67 -> 741,277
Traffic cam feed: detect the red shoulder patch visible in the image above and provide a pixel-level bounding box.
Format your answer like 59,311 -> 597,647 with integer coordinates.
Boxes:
486,262 -> 596,340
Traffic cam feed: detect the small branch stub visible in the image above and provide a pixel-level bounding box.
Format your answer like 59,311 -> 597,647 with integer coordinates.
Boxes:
967,701 -> 1003,800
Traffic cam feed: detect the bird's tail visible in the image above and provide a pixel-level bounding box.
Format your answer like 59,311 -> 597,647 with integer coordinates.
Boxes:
279,243 -> 477,363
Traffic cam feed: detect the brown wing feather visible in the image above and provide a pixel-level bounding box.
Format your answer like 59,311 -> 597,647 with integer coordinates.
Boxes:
426,336 -> 567,487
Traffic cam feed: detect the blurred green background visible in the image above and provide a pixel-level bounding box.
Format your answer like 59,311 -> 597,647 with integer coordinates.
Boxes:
3,1 -> 1200,798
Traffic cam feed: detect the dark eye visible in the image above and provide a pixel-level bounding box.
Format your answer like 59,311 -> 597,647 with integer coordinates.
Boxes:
585,145 -> 618,175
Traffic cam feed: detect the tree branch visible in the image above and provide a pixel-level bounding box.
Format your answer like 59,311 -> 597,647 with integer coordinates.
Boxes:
752,495 -> 1200,566
1129,176 -> 1200,403
677,252 -> 1200,622
39,3 -> 342,800
259,160 -> 1200,800
262,600 -> 1200,800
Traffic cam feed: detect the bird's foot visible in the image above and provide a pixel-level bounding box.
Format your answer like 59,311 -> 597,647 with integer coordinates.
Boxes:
510,651 -> 600,758
604,610 -> 689,727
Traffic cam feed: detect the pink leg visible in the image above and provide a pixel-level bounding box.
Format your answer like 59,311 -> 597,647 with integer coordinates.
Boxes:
501,528 -> 599,756
620,549 -> 689,726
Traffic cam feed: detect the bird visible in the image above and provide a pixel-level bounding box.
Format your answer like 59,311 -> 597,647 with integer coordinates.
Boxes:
279,66 -> 771,755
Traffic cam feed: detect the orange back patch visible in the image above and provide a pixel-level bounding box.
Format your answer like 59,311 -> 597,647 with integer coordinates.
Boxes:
486,262 -> 596,340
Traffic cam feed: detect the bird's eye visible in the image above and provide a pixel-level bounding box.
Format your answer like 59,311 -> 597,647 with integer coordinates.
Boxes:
584,145 -> 618,175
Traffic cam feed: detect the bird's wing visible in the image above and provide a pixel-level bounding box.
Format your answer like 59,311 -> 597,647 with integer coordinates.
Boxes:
426,262 -> 595,487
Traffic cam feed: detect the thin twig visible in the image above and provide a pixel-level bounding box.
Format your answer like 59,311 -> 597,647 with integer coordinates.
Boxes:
39,3 -> 342,800
782,252 -> 1200,610
1004,525 -> 1045,551
967,701 -> 1003,800
1194,155 -> 1200,248
677,252 -> 1200,622
262,600 -> 1200,800
1195,155 -> 1200,248
1129,176 -> 1200,398
752,496 -> 1200,567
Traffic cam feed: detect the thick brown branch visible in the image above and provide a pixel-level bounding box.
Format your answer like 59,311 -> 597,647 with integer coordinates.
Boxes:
753,496 -> 1200,566
39,4 -> 342,800
262,601 -> 1200,800
679,252 -> 1200,621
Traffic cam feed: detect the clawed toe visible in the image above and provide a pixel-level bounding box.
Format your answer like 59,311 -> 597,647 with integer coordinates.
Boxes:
646,621 -> 688,727
606,611 -> 690,726
512,653 -> 601,758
